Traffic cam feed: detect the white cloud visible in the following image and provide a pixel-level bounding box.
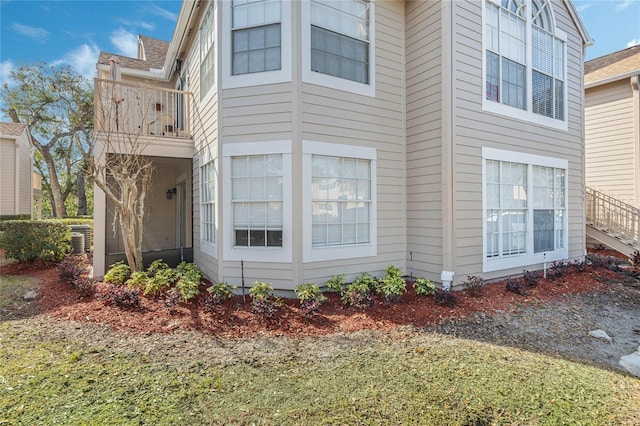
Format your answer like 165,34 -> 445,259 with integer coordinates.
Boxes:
54,43 -> 101,80
110,28 -> 138,58
627,38 -> 640,48
1,60 -> 15,87
151,4 -> 178,21
615,0 -> 634,11
11,23 -> 49,39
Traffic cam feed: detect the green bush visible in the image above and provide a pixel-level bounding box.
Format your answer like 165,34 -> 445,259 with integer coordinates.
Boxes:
249,282 -> 282,318
295,283 -> 328,316
2,220 -> 71,263
413,277 -> 436,296
324,274 -> 346,293
342,272 -> 377,309
104,261 -> 131,285
126,271 -> 150,289
377,265 -> 406,303
205,282 -> 235,310
174,262 -> 204,302
0,215 -> 31,231
147,259 -> 170,277
144,268 -> 177,297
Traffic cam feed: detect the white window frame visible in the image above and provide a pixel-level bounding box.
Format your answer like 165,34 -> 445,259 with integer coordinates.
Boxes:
302,140 -> 377,262
200,151 -> 217,257
199,0 -> 217,103
222,141 -> 292,263
482,147 -> 568,272
482,0 -> 568,131
301,0 -> 376,97
221,0 -> 292,89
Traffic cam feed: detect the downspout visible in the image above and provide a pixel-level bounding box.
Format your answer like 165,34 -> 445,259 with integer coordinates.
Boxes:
440,1 -> 455,290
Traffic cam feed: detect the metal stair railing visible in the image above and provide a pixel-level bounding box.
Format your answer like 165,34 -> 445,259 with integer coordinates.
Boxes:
586,186 -> 640,247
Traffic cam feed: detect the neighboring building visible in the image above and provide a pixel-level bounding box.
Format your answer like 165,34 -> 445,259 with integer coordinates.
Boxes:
585,45 -> 640,207
0,122 -> 34,217
93,0 -> 593,290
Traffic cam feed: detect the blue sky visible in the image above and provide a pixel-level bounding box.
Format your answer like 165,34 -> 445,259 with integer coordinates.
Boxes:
0,0 -> 639,84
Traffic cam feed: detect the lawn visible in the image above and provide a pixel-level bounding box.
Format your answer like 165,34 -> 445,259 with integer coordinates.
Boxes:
1,318 -> 639,425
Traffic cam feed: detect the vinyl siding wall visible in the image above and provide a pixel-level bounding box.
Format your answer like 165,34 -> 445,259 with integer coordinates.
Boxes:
585,79 -> 638,206
404,0 -> 443,282
0,133 -> 32,216
450,0 -> 586,283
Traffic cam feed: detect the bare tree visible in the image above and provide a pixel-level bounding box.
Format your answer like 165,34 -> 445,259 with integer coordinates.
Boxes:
86,79 -> 156,272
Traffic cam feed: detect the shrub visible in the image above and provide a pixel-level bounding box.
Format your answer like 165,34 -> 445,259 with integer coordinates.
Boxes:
629,251 -> 640,270
342,272 -> 377,309
174,262 -> 204,302
58,256 -> 84,284
295,283 -> 328,316
324,274 -> 346,294
96,283 -> 141,308
205,282 -> 235,311
74,277 -> 96,297
144,268 -> 177,297
462,275 -> 485,297
522,269 -> 542,287
0,215 -> 30,231
434,289 -> 457,307
547,261 -> 570,281
104,261 -> 131,285
571,258 -> 588,273
147,259 -> 170,277
505,278 -> 527,295
164,288 -> 182,312
377,265 -> 407,303
2,220 -> 71,263
249,282 -> 282,318
126,271 -> 150,289
413,277 -> 436,296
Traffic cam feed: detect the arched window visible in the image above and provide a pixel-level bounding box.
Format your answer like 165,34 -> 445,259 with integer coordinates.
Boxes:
484,0 -> 566,122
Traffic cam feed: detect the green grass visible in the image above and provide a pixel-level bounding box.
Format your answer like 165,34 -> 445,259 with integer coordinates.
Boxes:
0,275 -> 40,311
1,322 -> 639,425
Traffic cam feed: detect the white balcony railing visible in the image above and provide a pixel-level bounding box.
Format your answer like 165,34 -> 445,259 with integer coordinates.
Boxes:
586,186 -> 640,247
94,78 -> 191,139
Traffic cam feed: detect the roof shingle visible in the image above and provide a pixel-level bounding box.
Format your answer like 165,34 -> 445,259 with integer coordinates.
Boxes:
0,122 -> 28,137
585,45 -> 640,85
98,35 -> 170,72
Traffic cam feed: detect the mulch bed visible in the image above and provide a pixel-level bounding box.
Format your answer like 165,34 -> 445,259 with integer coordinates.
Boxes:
1,250 -> 626,339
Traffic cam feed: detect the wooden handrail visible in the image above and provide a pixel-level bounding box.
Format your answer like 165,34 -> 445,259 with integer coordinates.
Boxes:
586,186 -> 640,246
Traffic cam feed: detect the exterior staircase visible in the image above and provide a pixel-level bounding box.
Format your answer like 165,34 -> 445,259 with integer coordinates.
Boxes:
586,187 -> 640,258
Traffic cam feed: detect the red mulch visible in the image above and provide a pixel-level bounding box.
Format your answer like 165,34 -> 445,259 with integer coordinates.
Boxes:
1,251 -> 624,338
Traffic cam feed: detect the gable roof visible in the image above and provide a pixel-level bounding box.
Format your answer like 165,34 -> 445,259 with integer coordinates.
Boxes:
585,44 -> 640,87
0,122 -> 28,138
97,35 -> 170,73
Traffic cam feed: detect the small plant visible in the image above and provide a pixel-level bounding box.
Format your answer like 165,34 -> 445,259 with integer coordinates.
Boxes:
144,268 -> 177,297
413,277 -> 436,296
74,277 -> 96,297
295,283 -> 328,316
205,282 -> 235,311
462,275 -> 485,297
174,262 -> 204,302
628,251 -> 640,270
103,261 -> 131,285
342,272 -> 377,309
58,256 -> 84,285
147,259 -> 170,277
164,288 -> 182,312
505,278 -> 527,295
434,289 -> 457,307
96,283 -> 141,308
522,269 -> 542,287
126,271 -> 150,289
547,261 -> 569,281
324,274 -> 346,293
571,258 -> 588,273
249,282 -> 282,318
377,265 -> 406,304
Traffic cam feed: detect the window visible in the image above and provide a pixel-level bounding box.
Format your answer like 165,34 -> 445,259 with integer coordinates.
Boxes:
310,0 -> 370,84
231,154 -> 283,247
200,1 -> 216,99
303,141 -> 376,262
483,0 -> 566,126
302,0 -> 375,97
311,155 -> 371,247
231,0 -> 281,75
483,147 -> 567,272
200,154 -> 216,256
222,141 -> 292,263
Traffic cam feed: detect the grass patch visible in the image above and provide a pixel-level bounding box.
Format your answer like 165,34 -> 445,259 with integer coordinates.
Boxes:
1,323 -> 639,425
0,276 -> 40,311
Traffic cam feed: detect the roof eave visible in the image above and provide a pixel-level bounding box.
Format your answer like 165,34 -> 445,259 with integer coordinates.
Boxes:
585,70 -> 640,89
563,0 -> 594,47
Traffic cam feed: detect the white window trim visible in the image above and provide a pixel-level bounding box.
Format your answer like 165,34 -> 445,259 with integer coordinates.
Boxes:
221,0 -> 292,89
199,0 -> 218,105
200,152 -> 217,258
481,0 -> 568,131
302,140 -> 377,262
301,0 -> 376,97
482,147 -> 568,273
222,141 -> 292,263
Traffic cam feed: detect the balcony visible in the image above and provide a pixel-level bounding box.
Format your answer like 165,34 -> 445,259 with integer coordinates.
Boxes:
94,78 -> 192,156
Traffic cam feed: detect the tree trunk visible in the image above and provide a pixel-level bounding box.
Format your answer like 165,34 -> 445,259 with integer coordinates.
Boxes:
77,169 -> 87,215
41,149 -> 67,217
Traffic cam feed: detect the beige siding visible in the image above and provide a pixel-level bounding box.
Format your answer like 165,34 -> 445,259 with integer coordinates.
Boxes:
450,0 -> 586,283
404,0 -> 443,282
18,134 -> 32,214
0,139 -> 16,215
585,80 -> 637,205
299,0 -> 406,287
